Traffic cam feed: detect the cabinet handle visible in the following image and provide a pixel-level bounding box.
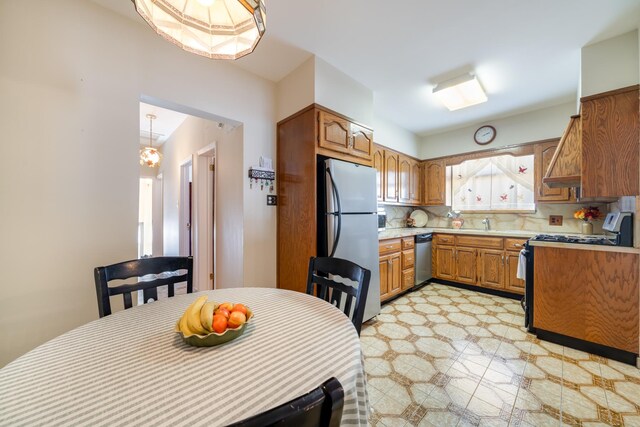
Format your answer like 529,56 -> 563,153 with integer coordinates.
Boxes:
386,245 -> 393,249
513,244 -> 522,248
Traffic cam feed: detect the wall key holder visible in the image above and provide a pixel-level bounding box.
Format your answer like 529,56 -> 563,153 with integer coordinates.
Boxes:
248,167 -> 275,192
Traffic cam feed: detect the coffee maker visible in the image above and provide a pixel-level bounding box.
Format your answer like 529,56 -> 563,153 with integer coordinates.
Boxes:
602,212 -> 633,247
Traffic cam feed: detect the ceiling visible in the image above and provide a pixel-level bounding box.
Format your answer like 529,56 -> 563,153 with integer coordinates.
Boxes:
139,103 -> 187,146
96,0 -> 640,137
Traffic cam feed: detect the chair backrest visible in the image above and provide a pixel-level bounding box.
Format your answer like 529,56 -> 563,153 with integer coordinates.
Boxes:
306,257 -> 371,335
94,256 -> 193,318
227,377 -> 344,427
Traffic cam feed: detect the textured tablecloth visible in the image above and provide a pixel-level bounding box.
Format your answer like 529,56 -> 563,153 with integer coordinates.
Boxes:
0,288 -> 369,426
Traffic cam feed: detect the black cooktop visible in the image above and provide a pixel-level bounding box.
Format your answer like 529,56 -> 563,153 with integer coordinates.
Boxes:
530,234 -> 616,246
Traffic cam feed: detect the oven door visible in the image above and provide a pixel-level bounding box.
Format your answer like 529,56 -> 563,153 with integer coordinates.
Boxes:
523,243 -> 535,332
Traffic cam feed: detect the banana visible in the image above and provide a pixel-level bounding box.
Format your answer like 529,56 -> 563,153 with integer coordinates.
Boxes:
200,301 -> 218,332
186,295 -> 209,336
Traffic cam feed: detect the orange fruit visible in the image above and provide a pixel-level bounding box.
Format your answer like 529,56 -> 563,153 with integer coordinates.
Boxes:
232,304 -> 248,316
219,302 -> 234,312
212,314 -> 228,334
215,308 -> 230,319
228,311 -> 247,329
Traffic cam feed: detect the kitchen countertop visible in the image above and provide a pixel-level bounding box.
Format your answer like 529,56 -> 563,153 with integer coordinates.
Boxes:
378,227 -> 540,239
528,240 -> 640,254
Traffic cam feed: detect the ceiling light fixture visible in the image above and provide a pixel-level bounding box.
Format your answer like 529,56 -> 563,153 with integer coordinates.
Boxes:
433,73 -> 488,111
140,114 -> 162,168
132,0 -> 266,60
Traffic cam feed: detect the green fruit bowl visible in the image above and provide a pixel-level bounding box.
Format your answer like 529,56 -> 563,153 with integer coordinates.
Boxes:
175,309 -> 253,347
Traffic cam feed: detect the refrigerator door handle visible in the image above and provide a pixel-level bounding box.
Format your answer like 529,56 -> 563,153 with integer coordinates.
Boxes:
326,167 -> 342,257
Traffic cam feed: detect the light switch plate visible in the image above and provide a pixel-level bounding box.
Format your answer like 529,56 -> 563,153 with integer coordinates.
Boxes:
267,195 -> 277,206
549,215 -> 563,226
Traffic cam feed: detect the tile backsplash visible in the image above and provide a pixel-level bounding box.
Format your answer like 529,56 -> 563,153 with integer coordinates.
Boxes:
380,203 -> 609,234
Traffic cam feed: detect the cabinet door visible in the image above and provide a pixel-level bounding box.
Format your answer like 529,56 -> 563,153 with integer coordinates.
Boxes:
402,269 -> 415,291
505,251 -> 525,294
479,249 -> 505,289
581,88 -> 639,197
389,252 -> 402,296
435,246 -> 455,280
455,247 -> 477,285
372,145 -> 384,202
318,111 -> 350,155
384,151 -> 399,202
424,159 -> 446,205
379,254 -> 390,299
398,155 -> 412,204
410,159 -> 422,205
402,249 -> 414,270
350,123 -> 373,161
535,140 -> 572,202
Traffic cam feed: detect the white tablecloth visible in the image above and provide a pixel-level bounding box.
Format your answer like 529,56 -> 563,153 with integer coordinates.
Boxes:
0,288 -> 369,426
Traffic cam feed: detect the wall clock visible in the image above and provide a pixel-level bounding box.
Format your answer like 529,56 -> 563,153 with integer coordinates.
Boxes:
474,125 -> 496,145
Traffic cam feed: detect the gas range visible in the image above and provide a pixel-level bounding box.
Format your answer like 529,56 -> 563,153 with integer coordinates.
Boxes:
529,234 -> 616,246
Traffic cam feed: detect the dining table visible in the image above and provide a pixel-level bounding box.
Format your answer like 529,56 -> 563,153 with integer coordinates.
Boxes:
0,288 -> 369,426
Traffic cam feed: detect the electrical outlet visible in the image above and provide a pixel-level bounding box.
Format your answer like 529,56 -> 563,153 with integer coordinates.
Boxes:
267,195 -> 277,206
549,215 -> 563,226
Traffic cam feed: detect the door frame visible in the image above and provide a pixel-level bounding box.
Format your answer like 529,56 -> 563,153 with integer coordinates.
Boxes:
193,143 -> 216,291
178,157 -> 193,259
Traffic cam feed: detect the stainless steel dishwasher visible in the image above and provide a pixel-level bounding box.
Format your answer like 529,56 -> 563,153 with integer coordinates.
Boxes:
415,233 -> 433,286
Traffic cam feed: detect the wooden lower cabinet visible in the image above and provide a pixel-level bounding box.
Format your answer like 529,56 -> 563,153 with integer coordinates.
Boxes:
455,248 -> 477,284
478,249 -> 504,289
380,237 -> 415,301
435,246 -> 455,280
505,250 -> 525,293
379,252 -> 401,301
533,246 -> 639,354
432,234 -> 526,295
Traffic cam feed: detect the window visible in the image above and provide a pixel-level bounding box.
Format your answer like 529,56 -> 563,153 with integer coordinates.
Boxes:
449,154 -> 535,212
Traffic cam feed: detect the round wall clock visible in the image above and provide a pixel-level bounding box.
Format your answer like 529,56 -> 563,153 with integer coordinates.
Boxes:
474,125 -> 496,145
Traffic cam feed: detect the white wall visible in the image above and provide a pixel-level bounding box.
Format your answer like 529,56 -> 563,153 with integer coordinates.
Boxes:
0,0 -> 276,366
314,57 -> 374,126
419,102 -> 576,159
276,56 -> 315,122
373,113 -> 419,157
581,30 -> 639,97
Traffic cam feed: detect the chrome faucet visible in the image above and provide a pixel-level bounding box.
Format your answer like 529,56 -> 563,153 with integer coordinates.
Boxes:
482,217 -> 491,231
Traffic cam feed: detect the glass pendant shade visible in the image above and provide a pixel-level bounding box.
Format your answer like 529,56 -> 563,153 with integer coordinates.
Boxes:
133,0 -> 266,60
140,114 -> 162,168
140,146 -> 161,167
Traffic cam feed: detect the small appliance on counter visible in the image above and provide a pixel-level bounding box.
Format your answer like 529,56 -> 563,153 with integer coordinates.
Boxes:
602,212 -> 633,247
377,208 -> 386,231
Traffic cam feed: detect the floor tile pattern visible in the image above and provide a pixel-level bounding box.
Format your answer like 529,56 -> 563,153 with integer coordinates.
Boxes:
360,283 -> 640,427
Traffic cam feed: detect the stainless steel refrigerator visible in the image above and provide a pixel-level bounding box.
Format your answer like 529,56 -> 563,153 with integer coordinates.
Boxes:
320,158 -> 381,322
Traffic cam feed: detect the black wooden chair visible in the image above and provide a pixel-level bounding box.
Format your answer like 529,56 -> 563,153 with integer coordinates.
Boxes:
94,256 -> 193,318
306,257 -> 371,335
227,377 -> 344,427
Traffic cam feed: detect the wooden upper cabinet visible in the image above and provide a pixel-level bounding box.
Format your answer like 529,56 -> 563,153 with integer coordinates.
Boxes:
581,86 -> 639,197
535,140 -> 573,202
410,159 -> 422,205
384,150 -> 399,202
398,155 -> 412,204
372,145 -> 384,202
350,123 -> 373,161
318,111 -> 351,155
423,159 -> 446,205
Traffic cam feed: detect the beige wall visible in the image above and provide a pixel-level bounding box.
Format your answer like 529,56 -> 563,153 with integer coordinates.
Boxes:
373,113 -> 419,157
581,30 -> 639,97
276,56 -> 315,122
0,0 -> 276,366
419,102 -> 576,159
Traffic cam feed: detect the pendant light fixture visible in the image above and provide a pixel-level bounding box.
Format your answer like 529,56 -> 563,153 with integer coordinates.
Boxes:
140,114 -> 162,168
132,0 -> 266,60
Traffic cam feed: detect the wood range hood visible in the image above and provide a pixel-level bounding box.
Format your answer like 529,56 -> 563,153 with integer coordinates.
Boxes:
542,85 -> 639,199
542,114 -> 581,189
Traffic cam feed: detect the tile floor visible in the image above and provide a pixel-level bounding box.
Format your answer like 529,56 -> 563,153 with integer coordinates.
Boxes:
360,283 -> 640,427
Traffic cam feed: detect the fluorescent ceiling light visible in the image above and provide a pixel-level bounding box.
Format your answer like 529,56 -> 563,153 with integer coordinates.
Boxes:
433,74 -> 487,111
